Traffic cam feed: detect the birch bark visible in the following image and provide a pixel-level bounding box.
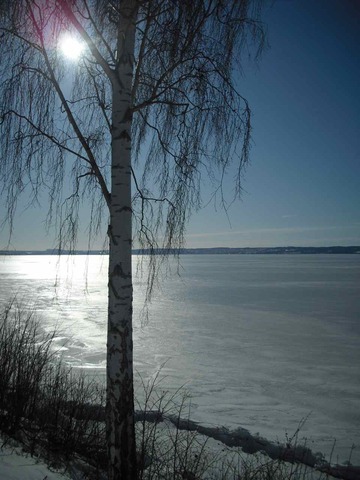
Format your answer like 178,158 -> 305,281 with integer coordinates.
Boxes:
106,1 -> 137,478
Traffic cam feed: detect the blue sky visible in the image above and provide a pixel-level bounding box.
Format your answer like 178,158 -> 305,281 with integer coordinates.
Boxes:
1,0 -> 359,250
186,0 -> 360,248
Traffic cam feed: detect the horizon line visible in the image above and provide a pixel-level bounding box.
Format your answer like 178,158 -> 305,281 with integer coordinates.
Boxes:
1,245 -> 359,254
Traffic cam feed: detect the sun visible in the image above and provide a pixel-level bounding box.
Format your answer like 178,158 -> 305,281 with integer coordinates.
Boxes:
59,34 -> 85,60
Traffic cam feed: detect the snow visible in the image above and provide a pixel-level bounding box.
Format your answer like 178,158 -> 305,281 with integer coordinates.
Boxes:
0,438 -> 71,480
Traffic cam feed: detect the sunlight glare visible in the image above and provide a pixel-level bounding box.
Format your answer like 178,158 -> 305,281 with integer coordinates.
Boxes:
60,34 -> 85,60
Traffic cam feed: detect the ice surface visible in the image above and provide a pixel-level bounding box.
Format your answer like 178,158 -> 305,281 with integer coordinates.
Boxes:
0,254 -> 359,464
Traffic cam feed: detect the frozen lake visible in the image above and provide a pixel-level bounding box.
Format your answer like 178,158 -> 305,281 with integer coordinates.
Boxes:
0,254 -> 359,464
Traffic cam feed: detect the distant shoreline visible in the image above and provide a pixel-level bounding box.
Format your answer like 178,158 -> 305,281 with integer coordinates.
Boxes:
1,246 -> 359,255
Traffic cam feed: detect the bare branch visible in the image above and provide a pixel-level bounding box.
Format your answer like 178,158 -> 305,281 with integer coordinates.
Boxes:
56,0 -> 116,82
27,5 -> 111,208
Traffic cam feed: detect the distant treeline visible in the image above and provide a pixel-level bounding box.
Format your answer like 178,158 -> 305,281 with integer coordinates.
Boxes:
1,246 -> 359,255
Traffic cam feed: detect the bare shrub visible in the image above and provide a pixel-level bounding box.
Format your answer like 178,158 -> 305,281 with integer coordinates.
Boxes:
135,373 -> 215,480
0,300 -> 56,432
0,301 -> 106,470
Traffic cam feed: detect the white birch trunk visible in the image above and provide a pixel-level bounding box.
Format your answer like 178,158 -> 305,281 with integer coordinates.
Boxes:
106,1 -> 137,478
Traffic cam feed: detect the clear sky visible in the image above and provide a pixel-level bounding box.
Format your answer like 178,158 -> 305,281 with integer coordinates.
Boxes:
1,0 -> 359,250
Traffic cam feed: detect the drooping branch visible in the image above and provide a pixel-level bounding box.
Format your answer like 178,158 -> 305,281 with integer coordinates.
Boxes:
56,0 -> 116,81
1,109 -> 91,165
27,5 -> 111,208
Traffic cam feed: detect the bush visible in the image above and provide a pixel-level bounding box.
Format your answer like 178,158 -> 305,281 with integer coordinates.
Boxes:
0,301 -> 106,472
0,301 -> 56,431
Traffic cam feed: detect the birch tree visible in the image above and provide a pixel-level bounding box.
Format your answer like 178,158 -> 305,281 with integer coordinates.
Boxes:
0,0 -> 265,478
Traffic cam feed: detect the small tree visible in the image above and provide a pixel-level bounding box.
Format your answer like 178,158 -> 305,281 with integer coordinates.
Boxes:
0,0 -> 265,478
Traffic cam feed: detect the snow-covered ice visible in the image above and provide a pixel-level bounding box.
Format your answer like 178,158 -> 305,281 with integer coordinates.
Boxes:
0,254 -> 359,465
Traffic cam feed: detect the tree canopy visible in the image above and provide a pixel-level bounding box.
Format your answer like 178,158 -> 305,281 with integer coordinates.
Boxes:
0,0 -> 265,253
